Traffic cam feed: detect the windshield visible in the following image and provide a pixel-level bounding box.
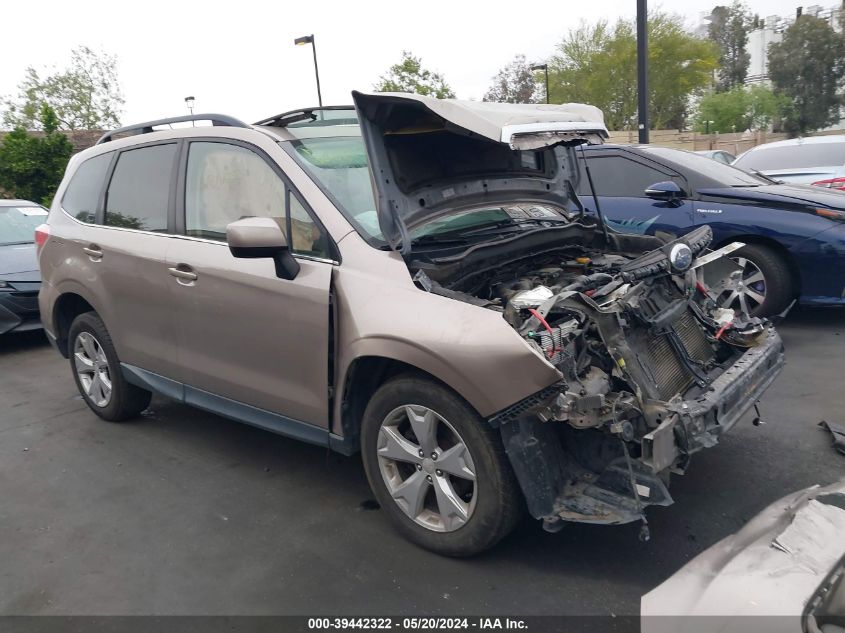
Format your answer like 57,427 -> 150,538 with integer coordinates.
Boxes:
641,146 -> 768,187
734,141 -> 845,172
288,136 -> 383,240
0,205 -> 48,246
287,135 -> 571,246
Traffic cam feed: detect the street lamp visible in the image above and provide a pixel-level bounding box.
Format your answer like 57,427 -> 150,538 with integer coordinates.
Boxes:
636,0 -> 649,143
529,63 -> 549,104
294,34 -> 323,107
184,96 -> 195,115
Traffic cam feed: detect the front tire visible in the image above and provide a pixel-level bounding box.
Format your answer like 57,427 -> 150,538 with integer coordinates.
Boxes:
361,375 -> 523,556
68,312 -> 152,422
703,244 -> 795,317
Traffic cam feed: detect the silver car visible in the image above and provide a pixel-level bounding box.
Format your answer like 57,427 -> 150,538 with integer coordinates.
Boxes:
733,135 -> 845,189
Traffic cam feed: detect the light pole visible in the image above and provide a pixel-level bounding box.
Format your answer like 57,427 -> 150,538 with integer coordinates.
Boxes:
294,34 -> 323,107
636,0 -> 649,143
530,63 -> 549,104
184,96 -> 195,126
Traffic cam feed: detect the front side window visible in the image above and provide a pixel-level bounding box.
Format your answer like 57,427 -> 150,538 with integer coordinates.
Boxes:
185,142 -> 328,257
578,155 -> 677,197
105,144 -> 176,231
62,152 -> 113,223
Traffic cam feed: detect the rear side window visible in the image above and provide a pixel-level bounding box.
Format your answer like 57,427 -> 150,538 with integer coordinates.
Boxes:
105,144 -> 177,232
62,152 -> 112,223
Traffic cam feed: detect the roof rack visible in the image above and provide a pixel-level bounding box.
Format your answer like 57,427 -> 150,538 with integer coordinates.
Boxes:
96,113 -> 251,145
254,105 -> 355,128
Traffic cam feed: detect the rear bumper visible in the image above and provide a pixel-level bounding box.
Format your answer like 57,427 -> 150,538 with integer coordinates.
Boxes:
643,327 -> 785,472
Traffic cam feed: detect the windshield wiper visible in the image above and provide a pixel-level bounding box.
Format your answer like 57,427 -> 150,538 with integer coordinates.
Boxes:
456,217 -> 570,237
410,234 -> 472,246
1,241 -> 34,246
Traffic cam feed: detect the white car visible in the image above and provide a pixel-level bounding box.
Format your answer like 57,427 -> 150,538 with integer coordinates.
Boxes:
733,135 -> 845,189
641,478 -> 845,633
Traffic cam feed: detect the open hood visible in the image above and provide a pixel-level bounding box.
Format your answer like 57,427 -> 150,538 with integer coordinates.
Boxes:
352,91 -> 608,251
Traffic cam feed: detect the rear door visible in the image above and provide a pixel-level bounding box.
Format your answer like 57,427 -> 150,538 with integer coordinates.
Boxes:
166,139 -> 333,428
74,142 -> 180,377
576,150 -> 695,238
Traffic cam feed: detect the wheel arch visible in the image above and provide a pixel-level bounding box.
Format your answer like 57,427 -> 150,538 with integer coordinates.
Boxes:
53,292 -> 97,358
336,355 -> 479,452
713,234 -> 802,296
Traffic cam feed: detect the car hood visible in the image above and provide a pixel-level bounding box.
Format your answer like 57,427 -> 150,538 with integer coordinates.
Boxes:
698,183 -> 845,211
641,478 -> 845,632
352,91 -> 609,251
0,242 -> 39,280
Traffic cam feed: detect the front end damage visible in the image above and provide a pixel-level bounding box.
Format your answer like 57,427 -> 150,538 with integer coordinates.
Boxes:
350,91 -> 785,535
426,224 -> 785,535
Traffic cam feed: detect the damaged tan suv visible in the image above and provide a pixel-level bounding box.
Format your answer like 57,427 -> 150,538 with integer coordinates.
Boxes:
38,93 -> 785,555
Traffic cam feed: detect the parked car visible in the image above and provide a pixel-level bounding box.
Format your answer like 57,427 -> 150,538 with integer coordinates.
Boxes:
38,95 -> 783,555
0,199 -> 48,334
577,144 -> 845,316
733,134 -> 845,189
695,149 -> 736,165
642,478 -> 845,632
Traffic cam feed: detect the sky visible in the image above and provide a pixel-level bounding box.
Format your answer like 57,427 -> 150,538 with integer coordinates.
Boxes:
0,0 -> 814,127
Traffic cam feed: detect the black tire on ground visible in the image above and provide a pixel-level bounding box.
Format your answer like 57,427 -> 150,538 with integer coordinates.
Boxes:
360,374 -> 524,557
731,243 -> 795,317
68,312 -> 152,422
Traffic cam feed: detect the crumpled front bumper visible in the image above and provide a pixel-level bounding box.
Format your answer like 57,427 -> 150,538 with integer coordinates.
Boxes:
642,326 -> 785,473
500,326 -> 786,527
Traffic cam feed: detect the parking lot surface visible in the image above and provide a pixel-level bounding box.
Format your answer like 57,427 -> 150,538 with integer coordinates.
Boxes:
1,309 -> 844,618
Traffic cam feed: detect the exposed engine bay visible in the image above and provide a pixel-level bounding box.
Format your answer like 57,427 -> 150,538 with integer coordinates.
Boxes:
410,220 -> 785,537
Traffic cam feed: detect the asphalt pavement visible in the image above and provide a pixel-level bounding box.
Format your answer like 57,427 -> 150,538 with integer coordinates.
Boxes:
1,308 -> 844,619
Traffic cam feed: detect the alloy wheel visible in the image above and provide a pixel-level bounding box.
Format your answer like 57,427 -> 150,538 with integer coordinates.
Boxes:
698,256 -> 767,315
376,404 -> 477,533
74,332 -> 112,407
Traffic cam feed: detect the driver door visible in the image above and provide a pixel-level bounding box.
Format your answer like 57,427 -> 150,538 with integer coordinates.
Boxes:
166,139 -> 334,428
577,151 -> 694,239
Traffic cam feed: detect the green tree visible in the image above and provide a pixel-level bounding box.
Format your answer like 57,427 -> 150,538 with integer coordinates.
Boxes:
483,55 -> 540,104
2,46 -> 124,131
548,12 -> 718,130
374,51 -> 455,99
769,15 -> 845,136
708,2 -> 752,91
0,104 -> 74,205
694,85 -> 787,132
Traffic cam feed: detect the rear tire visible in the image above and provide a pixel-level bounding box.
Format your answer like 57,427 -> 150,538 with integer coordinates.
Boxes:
68,312 -> 152,422
361,375 -> 523,556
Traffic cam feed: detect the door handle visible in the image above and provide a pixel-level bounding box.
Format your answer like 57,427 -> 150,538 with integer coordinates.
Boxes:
82,244 -> 103,260
168,266 -> 198,282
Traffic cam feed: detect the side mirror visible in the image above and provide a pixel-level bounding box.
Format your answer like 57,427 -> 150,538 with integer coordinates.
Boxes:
227,217 -> 300,280
644,181 -> 686,202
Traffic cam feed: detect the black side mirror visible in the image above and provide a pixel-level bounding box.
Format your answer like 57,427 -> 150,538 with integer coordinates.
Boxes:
644,181 -> 687,202
226,217 -> 300,280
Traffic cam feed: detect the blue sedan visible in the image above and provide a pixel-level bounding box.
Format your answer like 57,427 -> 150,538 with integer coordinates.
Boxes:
575,144 -> 845,316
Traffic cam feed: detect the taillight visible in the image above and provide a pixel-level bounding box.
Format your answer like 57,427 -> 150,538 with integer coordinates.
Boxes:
811,177 -> 845,191
35,224 -> 50,252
